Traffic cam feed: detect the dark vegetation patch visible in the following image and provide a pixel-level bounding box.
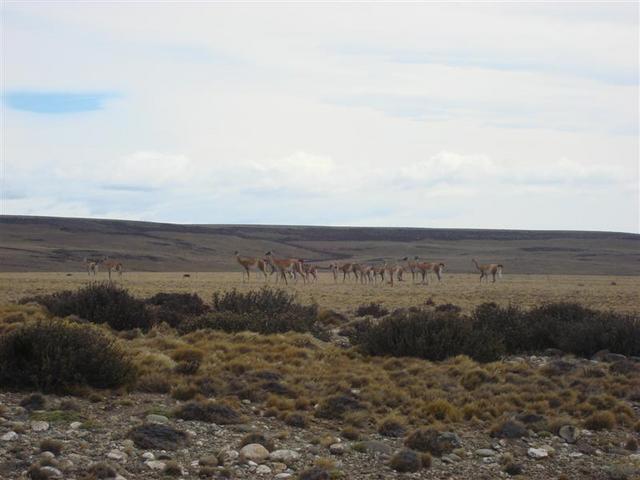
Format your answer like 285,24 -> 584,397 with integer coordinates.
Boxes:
179,288 -> 320,336
357,302 -> 640,362
355,302 -> 389,318
174,400 -> 242,424
127,423 -> 188,450
315,395 -> 365,420
0,320 -> 135,393
145,292 -> 208,328
22,283 -> 153,331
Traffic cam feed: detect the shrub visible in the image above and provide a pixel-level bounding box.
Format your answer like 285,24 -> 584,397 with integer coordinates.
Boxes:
212,287 -> 308,316
23,283 -> 153,331
357,302 -> 640,362
378,417 -> 406,437
179,311 -> 319,336
146,293 -> 208,327
389,449 -> 421,473
315,395 -> 365,420
404,429 -> 460,456
174,400 -> 242,424
434,303 -> 461,314
40,438 -> 63,455
360,310 -> 472,361
284,412 -> 308,428
20,393 -> 46,410
0,320 -> 135,393
355,302 -> 389,318
584,411 -> 616,430
239,432 -> 275,451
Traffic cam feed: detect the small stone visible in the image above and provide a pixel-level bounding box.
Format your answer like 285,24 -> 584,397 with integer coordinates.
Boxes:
269,449 -> 301,465
70,422 -> 83,430
274,474 -> 293,479
1,431 -> 18,441
39,466 -> 63,478
527,447 -> 548,459
218,448 -> 239,464
142,452 -> 155,460
31,421 -> 50,432
475,449 -> 495,457
271,462 -> 287,473
107,450 -> 127,462
146,460 -> 166,470
558,425 -> 580,444
329,443 -> 346,455
240,443 -> 270,463
40,451 -> 55,460
199,455 -> 218,467
145,414 -> 169,424
256,464 -> 272,475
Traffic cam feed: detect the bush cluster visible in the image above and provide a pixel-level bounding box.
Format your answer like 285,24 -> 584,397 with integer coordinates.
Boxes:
0,320 -> 135,392
355,302 -> 389,318
23,283 -> 153,331
358,302 -> 640,362
145,292 -> 208,328
179,288 -> 319,336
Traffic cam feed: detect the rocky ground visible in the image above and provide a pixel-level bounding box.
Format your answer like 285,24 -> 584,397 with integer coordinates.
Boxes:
1,379 -> 639,480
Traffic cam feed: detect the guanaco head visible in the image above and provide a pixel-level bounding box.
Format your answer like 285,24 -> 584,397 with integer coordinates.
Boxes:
401,256 -> 409,261
265,251 -> 273,257
414,256 -> 420,260
233,250 -> 239,256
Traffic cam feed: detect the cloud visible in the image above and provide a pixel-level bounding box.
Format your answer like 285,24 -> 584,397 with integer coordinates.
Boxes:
3,91 -> 117,114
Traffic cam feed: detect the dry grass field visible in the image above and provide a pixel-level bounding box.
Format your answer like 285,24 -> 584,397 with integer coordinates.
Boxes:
1,271 -> 638,315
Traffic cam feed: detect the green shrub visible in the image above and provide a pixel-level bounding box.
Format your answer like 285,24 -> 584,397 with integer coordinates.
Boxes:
179,310 -> 318,336
0,320 -> 135,392
212,287 -> 309,316
23,283 -> 153,331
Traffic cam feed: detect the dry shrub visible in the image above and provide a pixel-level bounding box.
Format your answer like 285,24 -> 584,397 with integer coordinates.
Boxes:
584,411 -> 616,430
355,302 -> 389,318
22,283 -> 153,331
0,320 -> 135,393
174,400 -> 242,424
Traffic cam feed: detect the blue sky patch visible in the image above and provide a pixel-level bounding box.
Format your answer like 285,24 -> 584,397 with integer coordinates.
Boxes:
3,91 -> 116,114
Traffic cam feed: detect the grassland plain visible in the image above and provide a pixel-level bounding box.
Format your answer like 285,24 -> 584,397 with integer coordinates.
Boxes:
0,271 -> 639,314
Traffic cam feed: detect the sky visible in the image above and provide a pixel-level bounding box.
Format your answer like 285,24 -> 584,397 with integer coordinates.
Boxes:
1,2 -> 638,232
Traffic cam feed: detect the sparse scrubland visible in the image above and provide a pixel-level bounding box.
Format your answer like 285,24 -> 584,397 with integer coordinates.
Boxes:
0,282 -> 639,479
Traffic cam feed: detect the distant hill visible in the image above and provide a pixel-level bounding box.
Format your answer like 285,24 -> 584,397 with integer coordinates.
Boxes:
1,215 -> 638,274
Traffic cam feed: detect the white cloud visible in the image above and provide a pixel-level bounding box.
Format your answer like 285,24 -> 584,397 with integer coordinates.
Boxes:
2,4 -> 638,232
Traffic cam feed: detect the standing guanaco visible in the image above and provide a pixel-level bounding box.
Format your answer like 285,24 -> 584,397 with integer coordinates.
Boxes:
472,259 -> 503,283
401,256 -> 420,283
264,252 -> 305,285
234,251 -> 270,282
99,257 -> 123,280
83,257 -> 99,276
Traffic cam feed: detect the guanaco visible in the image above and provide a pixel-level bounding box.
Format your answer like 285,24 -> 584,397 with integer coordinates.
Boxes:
337,263 -> 355,282
472,258 -> 503,283
83,257 -> 99,276
327,263 -> 339,283
264,252 -> 305,285
234,251 -> 270,282
99,257 -> 123,280
401,256 -> 420,283
302,262 -> 318,282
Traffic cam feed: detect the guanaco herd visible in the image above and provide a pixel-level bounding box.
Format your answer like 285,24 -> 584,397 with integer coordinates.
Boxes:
234,251 -> 503,285
82,251 -> 504,285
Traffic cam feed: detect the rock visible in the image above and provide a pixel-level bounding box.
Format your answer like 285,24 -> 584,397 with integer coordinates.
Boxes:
39,466 -> 63,478
527,448 -> 548,459
239,443 -> 270,463
475,448 -> 496,457
1,431 -> 18,441
256,464 -> 272,475
274,474 -> 293,480
329,443 -> 346,455
491,420 -> 528,439
146,460 -> 166,470
271,462 -> 287,473
558,425 -> 580,444
390,449 -> 422,473
269,449 -> 301,465
107,450 -> 127,462
145,414 -> 169,424
198,455 -> 218,467
218,448 -> 239,464
142,452 -> 155,460
70,422 -> 83,430
127,423 -> 188,450
31,421 -> 50,432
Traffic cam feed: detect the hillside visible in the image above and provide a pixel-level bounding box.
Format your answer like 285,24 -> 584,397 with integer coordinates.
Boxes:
0,215 -> 638,274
